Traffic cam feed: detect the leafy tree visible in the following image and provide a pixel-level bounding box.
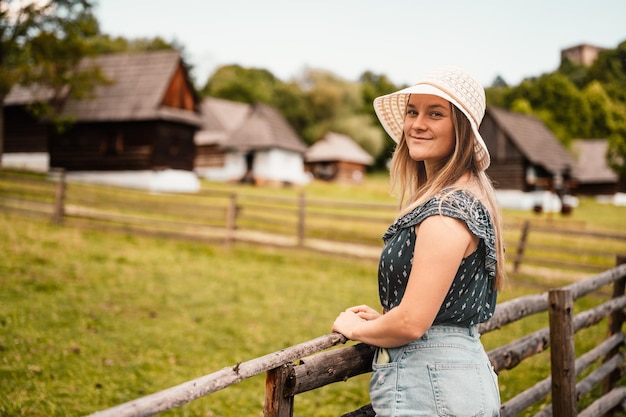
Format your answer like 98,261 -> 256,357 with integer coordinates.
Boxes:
589,40 -> 626,102
358,71 -> 401,168
201,64 -> 316,143
605,101 -> 626,175
358,71 -> 400,115
581,81 -> 615,139
201,64 -> 279,104
271,81 -> 315,144
0,0 -> 106,158
557,57 -> 590,89
86,35 -> 180,55
500,72 -> 592,146
297,68 -> 387,160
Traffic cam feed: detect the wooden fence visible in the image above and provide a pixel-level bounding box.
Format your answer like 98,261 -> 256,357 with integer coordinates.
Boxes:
512,219 -> 626,273
85,257 -> 626,417
1,169 -> 625,271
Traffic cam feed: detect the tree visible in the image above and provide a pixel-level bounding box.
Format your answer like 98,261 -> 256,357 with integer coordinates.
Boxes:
297,68 -> 387,158
0,0 -> 104,160
358,71 -> 401,168
201,64 -> 316,143
201,64 -> 279,104
589,40 -> 626,103
500,72 -> 592,146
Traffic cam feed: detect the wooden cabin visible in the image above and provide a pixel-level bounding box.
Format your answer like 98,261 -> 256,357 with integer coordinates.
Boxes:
194,98 -> 250,180
571,139 -> 622,195
480,107 -> 576,192
195,99 -> 309,186
2,85 -> 55,171
3,50 -> 202,172
304,132 -> 373,184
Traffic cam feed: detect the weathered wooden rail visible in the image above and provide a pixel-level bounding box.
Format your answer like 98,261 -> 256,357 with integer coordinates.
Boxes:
512,219 -> 626,273
84,258 -> 626,417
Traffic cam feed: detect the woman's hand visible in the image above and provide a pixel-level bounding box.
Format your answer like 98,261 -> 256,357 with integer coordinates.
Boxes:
332,305 -> 380,340
348,305 -> 381,321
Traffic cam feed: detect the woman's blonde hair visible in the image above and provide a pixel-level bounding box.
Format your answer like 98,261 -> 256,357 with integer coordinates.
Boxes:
389,103 -> 507,289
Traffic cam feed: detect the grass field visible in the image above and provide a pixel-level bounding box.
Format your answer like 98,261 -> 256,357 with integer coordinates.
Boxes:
1,173 -> 626,416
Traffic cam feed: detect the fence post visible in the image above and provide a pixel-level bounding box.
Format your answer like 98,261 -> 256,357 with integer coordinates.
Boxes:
264,363 -> 295,417
225,193 -> 237,248
549,288 -> 577,417
297,192 -> 305,247
602,254 -> 626,416
52,168 -> 66,225
513,220 -> 530,272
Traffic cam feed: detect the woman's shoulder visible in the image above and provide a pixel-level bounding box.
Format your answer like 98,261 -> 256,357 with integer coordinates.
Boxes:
383,187 -> 492,239
437,188 -> 493,227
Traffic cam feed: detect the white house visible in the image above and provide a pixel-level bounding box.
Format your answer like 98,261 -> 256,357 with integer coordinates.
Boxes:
194,98 -> 310,185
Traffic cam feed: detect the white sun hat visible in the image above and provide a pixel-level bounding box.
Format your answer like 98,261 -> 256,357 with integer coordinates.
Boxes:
373,66 -> 490,171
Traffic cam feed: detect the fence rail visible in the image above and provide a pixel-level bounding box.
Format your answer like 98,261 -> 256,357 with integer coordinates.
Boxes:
1,169 -> 625,271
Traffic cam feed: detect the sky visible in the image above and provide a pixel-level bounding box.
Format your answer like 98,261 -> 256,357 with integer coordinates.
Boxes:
95,0 -> 626,88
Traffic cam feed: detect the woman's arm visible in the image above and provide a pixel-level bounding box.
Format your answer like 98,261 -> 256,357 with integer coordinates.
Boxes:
332,214 -> 476,348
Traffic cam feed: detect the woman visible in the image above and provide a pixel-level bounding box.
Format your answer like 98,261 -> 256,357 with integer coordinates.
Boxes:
332,66 -> 506,416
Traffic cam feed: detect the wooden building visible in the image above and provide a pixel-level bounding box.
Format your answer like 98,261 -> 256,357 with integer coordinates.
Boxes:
3,50 -> 202,172
195,99 -> 309,185
561,43 -> 605,67
305,132 -> 373,184
2,86 -> 55,171
194,97 -> 250,179
480,107 -> 576,192
571,139 -> 622,195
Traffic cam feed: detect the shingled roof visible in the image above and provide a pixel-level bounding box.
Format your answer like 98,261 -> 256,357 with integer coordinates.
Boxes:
305,132 -> 373,165
195,98 -> 250,145
6,50 -> 202,126
225,103 -> 307,154
5,84 -> 56,105
485,107 -> 575,173
571,139 -> 618,183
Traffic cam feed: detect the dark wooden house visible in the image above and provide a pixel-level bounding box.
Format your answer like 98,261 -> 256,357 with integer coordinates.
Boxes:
4,50 -> 202,172
305,132 -> 373,183
2,86 -> 55,171
480,107 -> 576,192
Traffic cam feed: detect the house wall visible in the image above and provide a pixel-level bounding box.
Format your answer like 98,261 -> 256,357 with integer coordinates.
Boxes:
253,149 -> 309,185
3,106 -> 48,153
486,163 -> 526,190
1,152 -> 49,172
481,116 -> 527,190
561,44 -> 604,67
49,120 -> 196,171
336,161 -> 366,184
196,152 -> 246,182
574,182 -> 619,196
151,122 -> 196,171
161,64 -> 197,112
194,144 -> 226,168
2,106 -> 50,171
305,161 -> 367,184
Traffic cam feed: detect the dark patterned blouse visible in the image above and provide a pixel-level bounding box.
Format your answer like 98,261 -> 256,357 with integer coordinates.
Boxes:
378,189 -> 498,326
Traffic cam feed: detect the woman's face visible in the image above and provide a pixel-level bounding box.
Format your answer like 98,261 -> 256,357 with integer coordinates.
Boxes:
403,94 -> 455,169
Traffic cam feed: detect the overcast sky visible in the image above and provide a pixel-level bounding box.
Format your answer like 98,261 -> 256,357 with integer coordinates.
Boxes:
95,0 -> 626,88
